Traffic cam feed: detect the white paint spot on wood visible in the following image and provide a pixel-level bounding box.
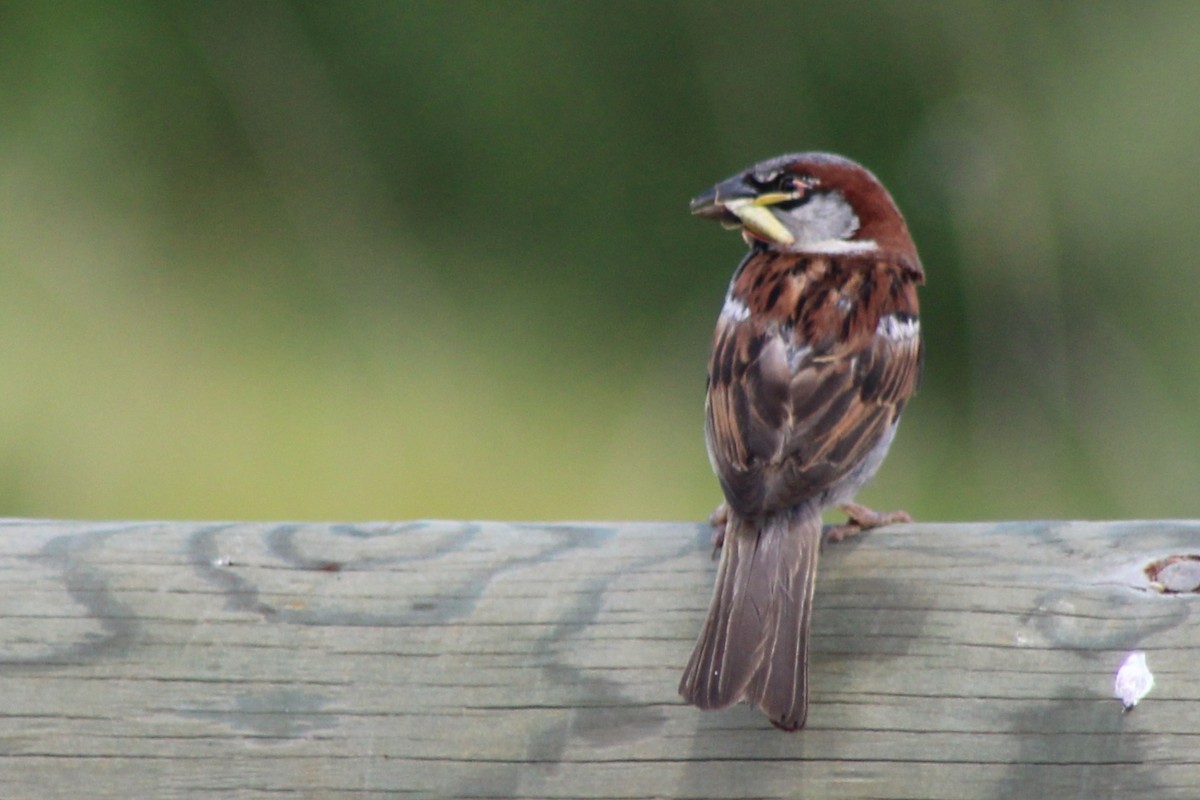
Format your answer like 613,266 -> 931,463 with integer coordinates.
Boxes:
1114,651 -> 1154,711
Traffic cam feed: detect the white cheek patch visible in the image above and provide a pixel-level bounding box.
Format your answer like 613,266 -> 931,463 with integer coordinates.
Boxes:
877,313 -> 920,342
798,238 -> 879,255
720,294 -> 751,323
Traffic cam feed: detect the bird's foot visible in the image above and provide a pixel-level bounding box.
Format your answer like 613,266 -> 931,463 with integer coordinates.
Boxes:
708,503 -> 729,558
824,502 -> 912,544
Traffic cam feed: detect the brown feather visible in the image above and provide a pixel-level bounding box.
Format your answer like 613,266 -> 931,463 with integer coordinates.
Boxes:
678,506 -> 822,730
708,251 -> 921,517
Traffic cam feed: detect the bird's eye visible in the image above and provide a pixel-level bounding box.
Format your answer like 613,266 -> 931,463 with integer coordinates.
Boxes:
751,169 -> 781,187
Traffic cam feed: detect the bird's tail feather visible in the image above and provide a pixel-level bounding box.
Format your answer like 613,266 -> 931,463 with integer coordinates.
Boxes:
679,505 -> 822,730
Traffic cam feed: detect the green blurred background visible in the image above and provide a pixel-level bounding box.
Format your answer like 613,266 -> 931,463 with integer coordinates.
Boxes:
2,1 -> 1198,522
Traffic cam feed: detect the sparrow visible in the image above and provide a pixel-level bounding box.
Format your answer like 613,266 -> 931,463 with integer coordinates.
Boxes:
678,152 -> 924,730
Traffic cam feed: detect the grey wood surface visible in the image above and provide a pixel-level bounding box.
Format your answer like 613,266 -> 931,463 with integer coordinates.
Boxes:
0,518 -> 1196,799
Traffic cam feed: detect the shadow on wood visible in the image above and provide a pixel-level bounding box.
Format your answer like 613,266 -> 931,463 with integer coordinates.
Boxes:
0,519 -> 1195,798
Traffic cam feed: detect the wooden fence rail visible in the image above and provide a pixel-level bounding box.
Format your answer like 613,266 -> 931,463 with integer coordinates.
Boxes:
0,518 -> 1196,798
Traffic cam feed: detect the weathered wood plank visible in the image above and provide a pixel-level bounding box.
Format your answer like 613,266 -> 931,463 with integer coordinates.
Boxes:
0,518 -> 1196,798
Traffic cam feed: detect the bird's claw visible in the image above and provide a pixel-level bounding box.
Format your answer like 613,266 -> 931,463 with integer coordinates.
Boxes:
823,502 -> 912,544
708,503 -> 729,558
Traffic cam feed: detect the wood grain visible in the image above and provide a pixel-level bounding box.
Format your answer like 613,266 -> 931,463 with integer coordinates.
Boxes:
0,518 -> 1196,798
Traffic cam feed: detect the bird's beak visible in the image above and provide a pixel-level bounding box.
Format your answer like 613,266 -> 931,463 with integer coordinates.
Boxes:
690,175 -> 798,245
689,175 -> 753,221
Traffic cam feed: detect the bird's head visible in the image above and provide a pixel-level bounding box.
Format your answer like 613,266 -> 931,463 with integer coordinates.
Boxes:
690,152 -> 920,270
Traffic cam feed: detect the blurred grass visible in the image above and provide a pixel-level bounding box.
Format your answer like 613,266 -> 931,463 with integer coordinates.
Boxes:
1,1 -> 1198,521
